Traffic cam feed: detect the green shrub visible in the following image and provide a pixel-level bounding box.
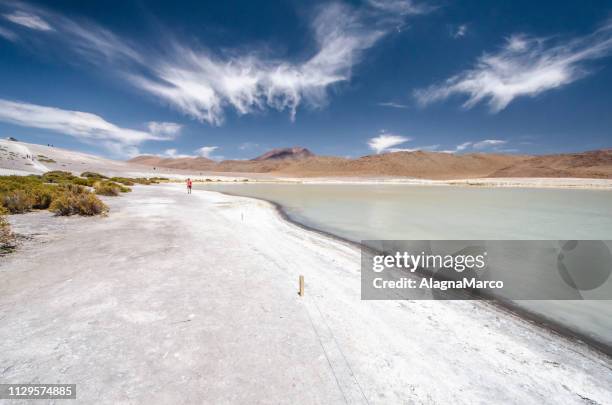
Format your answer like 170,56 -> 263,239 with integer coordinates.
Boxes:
0,214 -> 16,255
0,176 -> 108,217
109,177 -> 135,186
0,175 -> 57,213
41,170 -> 77,184
94,181 -> 120,196
49,186 -> 108,216
116,183 -> 131,193
81,172 -> 108,179
2,190 -> 35,213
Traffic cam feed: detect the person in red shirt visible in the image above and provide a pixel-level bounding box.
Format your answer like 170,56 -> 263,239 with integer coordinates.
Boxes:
186,178 -> 192,194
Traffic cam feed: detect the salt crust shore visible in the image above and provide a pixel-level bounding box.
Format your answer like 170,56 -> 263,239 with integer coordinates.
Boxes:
1,184 -> 611,404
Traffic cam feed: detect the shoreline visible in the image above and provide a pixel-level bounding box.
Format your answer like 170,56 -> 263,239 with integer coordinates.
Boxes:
208,188 -> 612,357
1,184 -> 611,402
273,177 -> 612,189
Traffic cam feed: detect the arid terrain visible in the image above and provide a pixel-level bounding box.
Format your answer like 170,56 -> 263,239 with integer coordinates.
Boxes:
2,139 -> 612,183
2,184 -> 611,403
130,147 -> 612,180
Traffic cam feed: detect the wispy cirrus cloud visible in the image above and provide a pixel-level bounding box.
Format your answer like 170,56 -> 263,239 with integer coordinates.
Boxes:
441,139 -> 509,153
128,2 -> 387,125
147,121 -> 183,137
377,101 -> 409,109
2,1 -> 430,126
367,0 -> 433,16
473,139 -> 506,149
3,10 -> 52,31
455,141 -> 472,151
238,142 -> 261,151
0,25 -> 17,41
195,146 -> 222,160
160,146 -> 222,160
0,98 -> 178,157
415,20 -> 612,112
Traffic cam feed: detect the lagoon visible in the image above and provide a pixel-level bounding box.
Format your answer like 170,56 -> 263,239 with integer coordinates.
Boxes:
199,183 -> 612,352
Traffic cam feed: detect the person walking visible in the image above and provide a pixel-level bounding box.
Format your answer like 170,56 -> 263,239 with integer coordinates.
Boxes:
186,178 -> 192,194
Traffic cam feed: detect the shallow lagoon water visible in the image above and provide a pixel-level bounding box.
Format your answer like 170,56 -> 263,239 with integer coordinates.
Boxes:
199,183 -> 612,352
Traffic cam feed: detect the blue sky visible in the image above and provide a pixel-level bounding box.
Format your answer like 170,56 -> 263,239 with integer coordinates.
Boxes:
0,0 -> 611,160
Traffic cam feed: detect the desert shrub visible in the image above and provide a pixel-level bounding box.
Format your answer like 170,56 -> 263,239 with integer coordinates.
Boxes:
49,186 -> 107,216
109,177 -> 135,186
30,187 -> 56,209
115,183 -> 131,193
0,214 -> 16,255
0,175 -> 57,213
71,177 -> 95,187
0,175 -> 107,217
41,170 -> 77,184
1,190 -> 35,213
93,181 -> 120,196
81,172 -> 108,179
42,171 -> 98,187
38,157 -> 56,163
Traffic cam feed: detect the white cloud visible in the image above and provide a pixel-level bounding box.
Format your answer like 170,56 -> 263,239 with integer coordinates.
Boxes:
472,139 -> 506,149
238,142 -> 260,150
129,3 -> 386,125
161,148 -> 193,158
453,24 -> 467,39
367,0 -> 431,16
2,4 -> 140,65
147,121 -> 183,137
368,132 -> 412,154
0,25 -> 17,41
3,11 -> 52,31
195,146 -> 219,159
377,101 -> 409,109
0,98 -> 173,157
157,146 -> 222,160
455,141 -> 472,151
442,140 -> 511,154
4,1 -> 428,126
415,20 -> 612,112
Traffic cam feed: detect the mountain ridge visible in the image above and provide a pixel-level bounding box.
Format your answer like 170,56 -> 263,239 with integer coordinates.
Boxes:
126,148 -> 612,179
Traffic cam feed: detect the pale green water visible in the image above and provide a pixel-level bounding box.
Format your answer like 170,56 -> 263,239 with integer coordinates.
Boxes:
199,183 -> 612,352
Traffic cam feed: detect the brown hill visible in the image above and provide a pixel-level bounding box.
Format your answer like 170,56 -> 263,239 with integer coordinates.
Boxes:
252,147 -> 314,161
128,155 -> 215,171
128,149 -> 612,179
488,149 -> 612,179
271,152 -> 527,179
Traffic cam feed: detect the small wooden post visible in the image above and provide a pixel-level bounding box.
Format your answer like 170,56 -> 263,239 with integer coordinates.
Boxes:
299,275 -> 305,297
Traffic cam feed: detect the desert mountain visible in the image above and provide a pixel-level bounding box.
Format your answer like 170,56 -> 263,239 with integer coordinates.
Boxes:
489,149 -> 612,179
128,155 -> 215,171
252,147 -> 314,161
127,148 -> 612,179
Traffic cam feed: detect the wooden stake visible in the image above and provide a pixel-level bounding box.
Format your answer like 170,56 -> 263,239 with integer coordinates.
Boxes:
299,275 -> 304,296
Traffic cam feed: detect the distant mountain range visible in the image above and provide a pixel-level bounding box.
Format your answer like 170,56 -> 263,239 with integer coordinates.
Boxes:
128,147 -> 612,179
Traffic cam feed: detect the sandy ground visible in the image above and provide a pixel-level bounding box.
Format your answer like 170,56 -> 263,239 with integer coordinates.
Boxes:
1,184 -> 611,404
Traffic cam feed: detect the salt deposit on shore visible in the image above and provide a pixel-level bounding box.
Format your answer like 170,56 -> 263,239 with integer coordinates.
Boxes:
1,184 -> 610,404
